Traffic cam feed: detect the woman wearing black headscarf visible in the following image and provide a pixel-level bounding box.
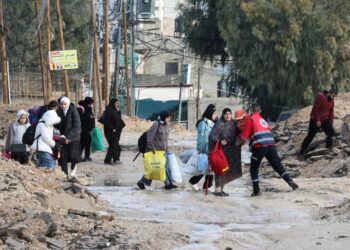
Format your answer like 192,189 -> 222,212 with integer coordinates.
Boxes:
208,108 -> 242,196
189,104 -> 218,191
103,98 -> 125,164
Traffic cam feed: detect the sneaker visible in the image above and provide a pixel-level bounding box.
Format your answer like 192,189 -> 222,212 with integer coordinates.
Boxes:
104,161 -> 114,166
84,157 -> 92,162
137,181 -> 145,190
251,191 -> 262,197
297,153 -> 305,161
288,180 -> 299,190
191,184 -> 200,191
70,166 -> 77,177
221,191 -> 229,196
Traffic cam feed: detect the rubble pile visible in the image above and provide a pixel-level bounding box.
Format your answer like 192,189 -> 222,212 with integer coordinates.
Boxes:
270,93 -> 350,178
0,159 -> 131,249
0,105 -> 18,139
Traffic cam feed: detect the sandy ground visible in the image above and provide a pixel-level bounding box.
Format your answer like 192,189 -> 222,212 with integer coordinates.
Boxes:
73,130 -> 350,250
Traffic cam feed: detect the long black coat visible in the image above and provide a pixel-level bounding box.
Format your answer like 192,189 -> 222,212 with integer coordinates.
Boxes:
81,106 -> 95,133
56,104 -> 82,164
56,104 -> 81,142
103,107 -> 125,138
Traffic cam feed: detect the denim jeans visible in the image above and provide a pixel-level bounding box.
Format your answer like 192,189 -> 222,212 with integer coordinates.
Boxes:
37,152 -> 55,169
140,160 -> 173,186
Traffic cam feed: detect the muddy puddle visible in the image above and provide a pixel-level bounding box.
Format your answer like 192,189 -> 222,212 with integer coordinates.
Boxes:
88,177 -> 313,249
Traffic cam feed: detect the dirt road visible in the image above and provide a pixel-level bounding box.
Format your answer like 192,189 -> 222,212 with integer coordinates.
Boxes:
77,131 -> 350,250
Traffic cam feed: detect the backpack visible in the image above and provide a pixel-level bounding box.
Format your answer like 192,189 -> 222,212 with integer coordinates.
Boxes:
133,121 -> 160,162
22,121 -> 44,146
138,131 -> 148,154
28,106 -> 46,125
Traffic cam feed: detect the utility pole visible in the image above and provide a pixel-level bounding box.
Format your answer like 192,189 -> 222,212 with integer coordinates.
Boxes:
92,55 -> 97,115
0,0 -> 9,104
178,48 -> 185,125
35,0 -> 47,104
103,0 -> 110,104
90,0 -> 103,114
46,0 -> 52,102
55,0 -> 69,97
114,25 -> 121,98
122,0 -> 131,116
196,64 -> 201,120
130,0 -> 136,116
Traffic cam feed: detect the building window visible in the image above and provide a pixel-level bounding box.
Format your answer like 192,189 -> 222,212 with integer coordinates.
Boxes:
165,62 -> 178,75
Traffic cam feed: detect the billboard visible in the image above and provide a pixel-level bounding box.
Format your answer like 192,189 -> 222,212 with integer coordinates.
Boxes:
49,50 -> 78,70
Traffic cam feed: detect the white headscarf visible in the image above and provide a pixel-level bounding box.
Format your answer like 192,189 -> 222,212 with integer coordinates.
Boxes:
60,96 -> 71,116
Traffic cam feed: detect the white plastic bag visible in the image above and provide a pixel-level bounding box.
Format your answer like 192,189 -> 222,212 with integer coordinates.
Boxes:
183,151 -> 199,175
197,153 -> 209,174
167,153 -> 182,183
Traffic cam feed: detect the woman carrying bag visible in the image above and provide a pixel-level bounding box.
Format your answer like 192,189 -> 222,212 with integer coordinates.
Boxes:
209,108 -> 243,196
188,104 -> 218,191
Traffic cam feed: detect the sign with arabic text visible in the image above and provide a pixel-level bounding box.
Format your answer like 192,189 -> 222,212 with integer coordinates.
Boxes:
49,50 -> 78,70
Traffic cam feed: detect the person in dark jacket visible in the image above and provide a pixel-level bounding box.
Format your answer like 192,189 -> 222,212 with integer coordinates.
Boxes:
80,97 -> 95,161
103,98 -> 125,164
56,97 -> 82,177
137,111 -> 177,190
209,108 -> 242,196
298,88 -> 337,160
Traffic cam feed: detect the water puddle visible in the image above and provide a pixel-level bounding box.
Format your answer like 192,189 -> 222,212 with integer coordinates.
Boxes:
89,182 -> 312,249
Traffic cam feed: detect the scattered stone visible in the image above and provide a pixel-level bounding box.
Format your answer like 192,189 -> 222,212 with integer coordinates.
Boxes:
93,211 -> 114,221
5,237 -> 25,249
43,237 -> 67,249
45,222 -> 58,237
22,208 -> 41,218
71,183 -> 83,194
0,182 -> 8,191
304,148 -> 330,159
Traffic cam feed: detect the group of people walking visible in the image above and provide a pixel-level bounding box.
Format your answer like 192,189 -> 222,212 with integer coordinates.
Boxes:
4,86 -> 337,196
4,96 -> 125,178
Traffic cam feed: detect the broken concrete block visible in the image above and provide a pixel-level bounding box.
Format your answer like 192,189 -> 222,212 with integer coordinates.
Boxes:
44,237 -> 67,249
304,148 -> 331,159
93,211 -> 114,221
5,237 -> 25,249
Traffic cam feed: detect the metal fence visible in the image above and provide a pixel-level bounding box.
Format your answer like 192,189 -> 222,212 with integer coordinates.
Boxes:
0,72 -> 88,105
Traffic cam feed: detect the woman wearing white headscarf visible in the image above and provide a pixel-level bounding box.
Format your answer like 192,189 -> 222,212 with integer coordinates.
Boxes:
56,97 -> 82,177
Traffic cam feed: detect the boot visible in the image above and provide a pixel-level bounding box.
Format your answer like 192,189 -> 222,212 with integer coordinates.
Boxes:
251,181 -> 261,196
282,174 -> 299,190
288,180 -> 299,190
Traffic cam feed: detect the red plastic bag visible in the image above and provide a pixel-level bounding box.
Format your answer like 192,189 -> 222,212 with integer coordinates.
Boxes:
208,141 -> 229,176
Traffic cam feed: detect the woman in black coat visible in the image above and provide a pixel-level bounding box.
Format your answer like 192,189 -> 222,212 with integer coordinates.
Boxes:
103,98 -> 125,164
80,97 -> 95,161
56,97 -> 82,177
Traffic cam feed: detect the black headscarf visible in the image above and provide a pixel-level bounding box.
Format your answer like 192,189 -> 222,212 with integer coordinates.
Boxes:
160,111 -> 171,122
196,104 -> 216,127
221,108 -> 232,120
107,98 -> 118,110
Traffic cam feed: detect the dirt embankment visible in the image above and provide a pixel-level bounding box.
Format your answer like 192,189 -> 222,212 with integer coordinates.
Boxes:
268,92 -> 350,179
0,158 -> 136,249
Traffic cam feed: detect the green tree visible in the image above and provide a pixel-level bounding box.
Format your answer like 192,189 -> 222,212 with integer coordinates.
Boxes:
4,0 -> 90,74
216,0 -> 350,108
179,0 -> 350,118
177,0 -> 228,64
